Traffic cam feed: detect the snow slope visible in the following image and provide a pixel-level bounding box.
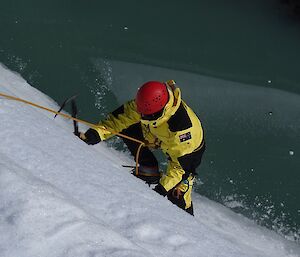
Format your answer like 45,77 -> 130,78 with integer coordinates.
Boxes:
0,63 -> 299,257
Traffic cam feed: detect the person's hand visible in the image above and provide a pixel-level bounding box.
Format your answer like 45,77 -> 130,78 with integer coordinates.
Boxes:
172,180 -> 189,199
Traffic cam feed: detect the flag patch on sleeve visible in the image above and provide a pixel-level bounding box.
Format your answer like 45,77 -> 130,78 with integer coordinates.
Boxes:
179,132 -> 191,142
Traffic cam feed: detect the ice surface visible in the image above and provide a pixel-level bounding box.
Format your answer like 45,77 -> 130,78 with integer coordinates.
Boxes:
0,63 -> 299,257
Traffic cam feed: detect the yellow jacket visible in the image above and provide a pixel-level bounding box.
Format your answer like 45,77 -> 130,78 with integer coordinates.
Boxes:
94,84 -> 204,193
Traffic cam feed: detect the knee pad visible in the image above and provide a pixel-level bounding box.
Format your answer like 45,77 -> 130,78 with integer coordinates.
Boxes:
132,165 -> 161,185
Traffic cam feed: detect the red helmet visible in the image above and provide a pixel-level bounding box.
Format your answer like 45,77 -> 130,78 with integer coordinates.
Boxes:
135,81 -> 169,115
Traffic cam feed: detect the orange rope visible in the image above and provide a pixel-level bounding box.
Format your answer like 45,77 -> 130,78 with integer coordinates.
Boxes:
135,143 -> 144,176
0,92 -> 145,174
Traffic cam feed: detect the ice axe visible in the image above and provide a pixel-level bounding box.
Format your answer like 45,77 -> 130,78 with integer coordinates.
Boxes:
54,95 -> 79,135
71,98 -> 79,136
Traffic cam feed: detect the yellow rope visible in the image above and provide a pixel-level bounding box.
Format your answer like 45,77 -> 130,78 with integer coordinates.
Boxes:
0,92 -> 145,174
135,143 -> 144,177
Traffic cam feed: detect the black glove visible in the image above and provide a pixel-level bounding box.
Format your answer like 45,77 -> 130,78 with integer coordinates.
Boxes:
75,128 -> 101,145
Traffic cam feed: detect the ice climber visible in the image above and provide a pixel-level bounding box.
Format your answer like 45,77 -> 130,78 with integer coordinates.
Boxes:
76,80 -> 205,215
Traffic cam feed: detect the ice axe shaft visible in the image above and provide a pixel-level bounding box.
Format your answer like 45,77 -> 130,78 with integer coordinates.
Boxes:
71,99 -> 79,135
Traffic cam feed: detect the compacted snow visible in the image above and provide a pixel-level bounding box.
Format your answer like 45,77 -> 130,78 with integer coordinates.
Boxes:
0,63 -> 299,257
